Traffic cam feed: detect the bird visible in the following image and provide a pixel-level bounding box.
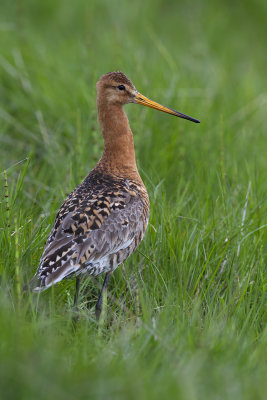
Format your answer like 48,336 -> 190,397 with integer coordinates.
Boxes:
29,71 -> 200,318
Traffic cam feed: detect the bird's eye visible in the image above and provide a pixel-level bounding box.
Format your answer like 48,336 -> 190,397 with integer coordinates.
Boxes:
117,85 -> 125,91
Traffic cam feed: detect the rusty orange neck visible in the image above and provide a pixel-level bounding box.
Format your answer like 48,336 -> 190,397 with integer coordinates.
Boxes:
97,103 -> 138,177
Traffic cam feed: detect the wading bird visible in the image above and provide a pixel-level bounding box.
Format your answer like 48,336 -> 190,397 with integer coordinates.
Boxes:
29,71 -> 199,318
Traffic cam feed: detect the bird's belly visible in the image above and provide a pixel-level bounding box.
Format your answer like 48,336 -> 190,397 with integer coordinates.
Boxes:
81,230 -> 144,276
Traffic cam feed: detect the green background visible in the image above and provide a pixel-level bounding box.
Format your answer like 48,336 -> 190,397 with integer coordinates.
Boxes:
0,0 -> 266,399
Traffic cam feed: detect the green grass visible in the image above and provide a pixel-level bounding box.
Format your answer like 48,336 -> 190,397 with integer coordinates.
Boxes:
0,0 -> 267,399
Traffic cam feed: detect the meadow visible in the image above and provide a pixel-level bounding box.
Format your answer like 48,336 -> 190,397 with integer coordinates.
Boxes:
0,0 -> 266,399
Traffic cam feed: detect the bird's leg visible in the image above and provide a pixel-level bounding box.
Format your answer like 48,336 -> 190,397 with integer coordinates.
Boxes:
95,272 -> 111,321
71,276 -> 81,328
73,276 -> 80,312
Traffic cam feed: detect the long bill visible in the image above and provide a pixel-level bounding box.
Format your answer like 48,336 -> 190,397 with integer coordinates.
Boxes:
135,93 -> 200,123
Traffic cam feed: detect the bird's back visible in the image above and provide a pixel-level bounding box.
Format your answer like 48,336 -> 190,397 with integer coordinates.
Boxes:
30,166 -> 149,291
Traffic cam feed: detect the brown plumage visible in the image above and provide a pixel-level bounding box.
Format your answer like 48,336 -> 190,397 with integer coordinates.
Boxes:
29,71 -> 199,316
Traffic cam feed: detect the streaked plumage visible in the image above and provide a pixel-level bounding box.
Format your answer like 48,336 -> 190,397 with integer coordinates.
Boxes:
29,71 -> 199,315
31,168 -> 149,290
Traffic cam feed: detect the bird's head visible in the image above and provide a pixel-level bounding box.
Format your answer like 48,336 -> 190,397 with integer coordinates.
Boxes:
96,71 -> 137,106
97,71 -> 200,123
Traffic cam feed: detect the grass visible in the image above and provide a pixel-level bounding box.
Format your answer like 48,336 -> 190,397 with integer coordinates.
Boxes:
0,0 -> 267,399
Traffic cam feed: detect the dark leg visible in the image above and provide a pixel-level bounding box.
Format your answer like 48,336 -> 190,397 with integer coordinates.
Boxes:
95,272 -> 111,321
72,276 -> 81,327
73,276 -> 80,312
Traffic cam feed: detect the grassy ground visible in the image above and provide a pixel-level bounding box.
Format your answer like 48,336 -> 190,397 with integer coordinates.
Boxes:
0,0 -> 266,399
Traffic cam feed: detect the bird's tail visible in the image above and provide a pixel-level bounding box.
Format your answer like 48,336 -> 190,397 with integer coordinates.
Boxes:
23,275 -> 47,293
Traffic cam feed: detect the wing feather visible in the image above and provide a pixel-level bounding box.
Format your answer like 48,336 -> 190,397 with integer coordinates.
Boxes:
31,184 -> 148,291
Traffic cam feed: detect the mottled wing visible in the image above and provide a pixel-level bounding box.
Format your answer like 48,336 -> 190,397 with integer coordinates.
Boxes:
30,188 -> 148,291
